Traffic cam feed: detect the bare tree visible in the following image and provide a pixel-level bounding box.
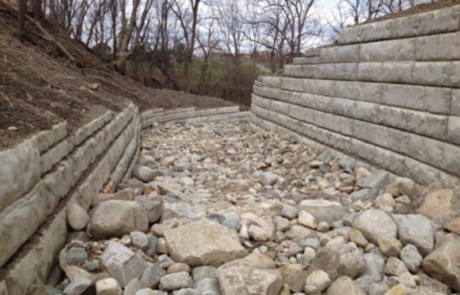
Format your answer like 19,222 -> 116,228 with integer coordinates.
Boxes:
116,0 -> 155,73
196,13 -> 220,94
16,0 -> 28,42
216,0 -> 246,66
169,0 -> 201,92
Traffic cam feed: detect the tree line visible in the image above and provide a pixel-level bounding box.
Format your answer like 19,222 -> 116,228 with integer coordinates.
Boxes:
13,0 -> 428,104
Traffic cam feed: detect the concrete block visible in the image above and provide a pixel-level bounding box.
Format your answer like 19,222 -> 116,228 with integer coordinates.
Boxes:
299,64 -> 319,79
332,98 -> 379,123
360,39 -> 415,62
442,142 -> 460,177
293,56 -> 321,64
379,105 -> 448,140
381,84 -> 451,114
338,25 -> 362,44
321,45 -> 360,63
358,62 -> 414,83
0,184 -> 53,268
334,81 -> 381,103
339,6 -> 460,44
36,121 -> 68,153
0,281 -> 8,295
352,120 -> 404,154
452,90 -> 460,116
302,79 -> 335,97
0,138 -> 41,212
452,62 -> 460,87
392,14 -> 420,39
4,202 -> 68,295
418,6 -> 460,35
413,62 -> 453,87
447,116 -> 460,145
416,32 -> 460,61
305,48 -> 321,57
261,76 -> 282,88
40,139 -> 70,175
333,63 -> 359,80
252,94 -> 271,110
282,77 -> 303,92
280,91 -> 334,113
360,21 -> 394,42
140,109 -> 163,121
69,111 -> 113,148
254,86 -> 281,100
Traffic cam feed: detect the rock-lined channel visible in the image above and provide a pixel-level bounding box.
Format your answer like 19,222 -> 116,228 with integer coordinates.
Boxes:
34,121 -> 460,295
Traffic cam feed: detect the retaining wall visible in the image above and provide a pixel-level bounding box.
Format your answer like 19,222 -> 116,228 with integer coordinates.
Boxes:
140,106 -> 250,128
0,103 -> 248,295
250,5 -> 460,188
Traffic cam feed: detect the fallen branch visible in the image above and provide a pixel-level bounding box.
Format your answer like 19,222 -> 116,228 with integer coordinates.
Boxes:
153,63 -> 181,91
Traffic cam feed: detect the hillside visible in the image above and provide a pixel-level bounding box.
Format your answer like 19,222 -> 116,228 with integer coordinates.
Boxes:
0,2 -> 236,150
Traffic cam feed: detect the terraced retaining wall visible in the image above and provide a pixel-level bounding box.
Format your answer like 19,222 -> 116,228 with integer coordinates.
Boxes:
0,104 -> 248,295
250,5 -> 460,189
140,106 -> 250,128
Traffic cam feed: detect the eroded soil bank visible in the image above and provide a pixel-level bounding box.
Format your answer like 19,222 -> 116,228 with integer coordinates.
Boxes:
37,121 -> 460,295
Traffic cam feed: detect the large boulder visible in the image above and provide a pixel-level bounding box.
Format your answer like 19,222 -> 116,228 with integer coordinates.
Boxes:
393,214 -> 434,256
308,242 -> 367,281
326,277 -> 366,295
353,209 -> 397,246
418,189 -> 460,219
88,201 -> 148,239
423,238 -> 460,291
217,259 -> 283,295
299,200 -> 350,224
134,195 -> 163,223
92,189 -> 135,206
101,242 -> 148,287
164,219 -> 246,267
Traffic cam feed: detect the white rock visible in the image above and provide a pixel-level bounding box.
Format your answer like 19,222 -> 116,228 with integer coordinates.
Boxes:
261,172 -> 278,186
298,211 -> 317,229
217,259 -> 282,295
67,204 -> 90,231
164,219 -> 246,267
96,278 -> 122,295
306,270 -> 331,291
248,216 -> 275,241
101,242 -> 148,287
393,214 -> 434,256
131,231 -> 149,250
159,272 -> 193,291
353,209 -> 397,246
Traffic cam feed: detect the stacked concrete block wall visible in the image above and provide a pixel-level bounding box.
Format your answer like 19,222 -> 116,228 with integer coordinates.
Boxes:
0,102 -> 249,294
0,103 -> 140,295
250,5 -> 460,188
140,106 -> 250,128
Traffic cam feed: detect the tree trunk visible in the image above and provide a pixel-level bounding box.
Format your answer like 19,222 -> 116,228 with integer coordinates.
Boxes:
17,0 -> 28,42
116,51 -> 131,75
184,60 -> 191,92
33,0 -> 42,20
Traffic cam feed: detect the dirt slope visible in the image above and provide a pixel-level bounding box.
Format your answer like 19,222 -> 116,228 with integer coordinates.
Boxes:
0,3 -> 236,150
